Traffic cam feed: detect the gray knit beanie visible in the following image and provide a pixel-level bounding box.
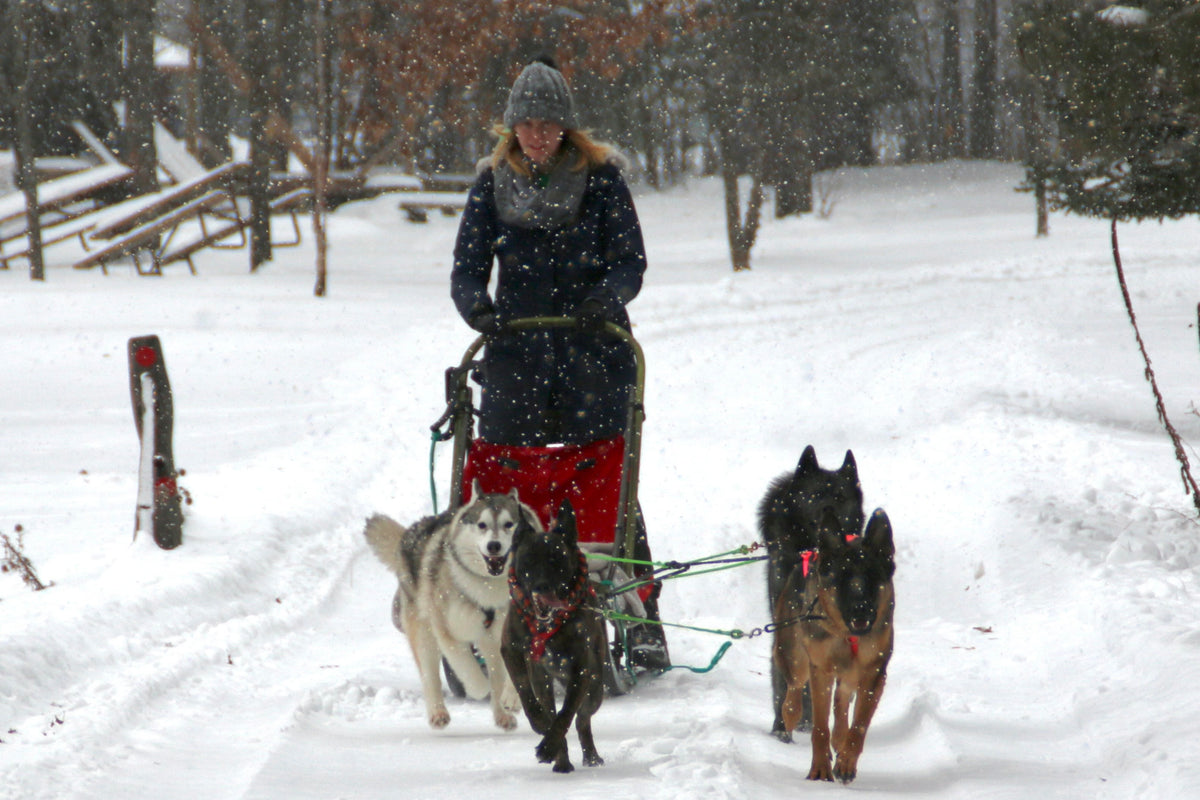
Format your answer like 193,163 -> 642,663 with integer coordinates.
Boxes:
503,60 -> 577,129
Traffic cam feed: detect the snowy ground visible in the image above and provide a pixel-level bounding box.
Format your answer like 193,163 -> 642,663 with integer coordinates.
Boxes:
3,160 -> 1200,799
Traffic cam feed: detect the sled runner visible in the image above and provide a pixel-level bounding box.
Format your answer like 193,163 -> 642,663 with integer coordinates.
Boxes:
433,317 -> 659,695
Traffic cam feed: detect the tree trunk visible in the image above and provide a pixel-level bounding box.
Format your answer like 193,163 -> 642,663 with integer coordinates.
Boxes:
124,0 -> 158,197
313,0 -> 331,297
1035,175 -> 1049,237
248,106 -> 272,271
273,0 -> 308,171
1025,73 -> 1053,238
15,0 -> 43,281
841,103 -> 876,168
193,0 -> 234,163
939,0 -> 965,159
775,171 -> 812,218
723,167 -> 765,272
969,0 -> 998,159
246,0 -> 275,270
772,131 -> 813,218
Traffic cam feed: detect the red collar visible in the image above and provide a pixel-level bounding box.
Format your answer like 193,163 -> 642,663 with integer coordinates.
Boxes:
801,538 -> 863,659
799,534 -> 860,577
508,551 -> 594,661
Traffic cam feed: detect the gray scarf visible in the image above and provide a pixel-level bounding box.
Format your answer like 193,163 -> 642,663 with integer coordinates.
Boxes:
494,146 -> 588,230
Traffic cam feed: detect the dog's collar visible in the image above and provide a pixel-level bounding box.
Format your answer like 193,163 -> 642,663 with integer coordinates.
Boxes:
809,572 -> 867,661
799,534 -> 860,577
508,551 -> 594,662
803,543 -> 864,660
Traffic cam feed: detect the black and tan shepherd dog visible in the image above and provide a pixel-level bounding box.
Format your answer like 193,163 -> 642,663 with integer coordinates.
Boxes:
502,501 -> 607,773
773,507 -> 895,783
759,445 -> 865,738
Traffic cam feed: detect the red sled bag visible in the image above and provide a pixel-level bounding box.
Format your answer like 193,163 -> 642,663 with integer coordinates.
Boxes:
462,436 -> 625,544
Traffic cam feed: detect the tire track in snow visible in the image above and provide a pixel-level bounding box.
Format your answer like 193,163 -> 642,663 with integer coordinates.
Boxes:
0,345 -> 422,800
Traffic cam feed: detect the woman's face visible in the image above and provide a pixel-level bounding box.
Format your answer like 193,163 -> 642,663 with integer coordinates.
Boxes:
514,119 -> 565,166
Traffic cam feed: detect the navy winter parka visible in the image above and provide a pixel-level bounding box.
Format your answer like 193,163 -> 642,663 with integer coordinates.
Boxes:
451,161 -> 647,446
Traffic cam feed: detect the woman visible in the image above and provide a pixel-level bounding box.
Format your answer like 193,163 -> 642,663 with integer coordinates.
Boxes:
451,59 -> 667,672
451,58 -> 647,447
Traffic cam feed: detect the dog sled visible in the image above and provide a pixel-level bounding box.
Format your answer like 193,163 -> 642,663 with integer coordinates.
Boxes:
432,316 -> 661,696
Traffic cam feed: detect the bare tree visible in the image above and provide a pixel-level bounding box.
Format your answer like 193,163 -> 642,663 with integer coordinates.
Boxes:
969,0 -> 999,159
12,0 -> 44,281
191,0 -> 237,162
124,0 -> 158,197
314,0 -> 332,297
939,0 -> 966,158
700,0 -> 917,268
245,0 -> 277,270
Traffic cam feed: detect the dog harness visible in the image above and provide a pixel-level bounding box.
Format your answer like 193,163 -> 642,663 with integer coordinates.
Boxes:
508,551 -> 595,662
797,534 -> 859,578
800,537 -> 862,659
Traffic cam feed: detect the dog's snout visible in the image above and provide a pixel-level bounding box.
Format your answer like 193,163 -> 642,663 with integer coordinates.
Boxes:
486,540 -> 503,555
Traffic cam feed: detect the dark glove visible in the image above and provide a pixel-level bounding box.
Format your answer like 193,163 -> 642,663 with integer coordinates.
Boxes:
575,297 -> 607,332
467,301 -> 501,336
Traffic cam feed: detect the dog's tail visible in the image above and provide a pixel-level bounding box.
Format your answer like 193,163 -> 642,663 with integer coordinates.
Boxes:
363,514 -> 407,574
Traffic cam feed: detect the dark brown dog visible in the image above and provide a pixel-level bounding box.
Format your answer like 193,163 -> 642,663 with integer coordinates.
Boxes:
773,508 -> 895,783
760,446 -> 865,738
502,501 -> 607,773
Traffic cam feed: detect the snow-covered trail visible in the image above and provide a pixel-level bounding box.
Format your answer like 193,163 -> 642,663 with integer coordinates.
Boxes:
4,162 -> 1200,799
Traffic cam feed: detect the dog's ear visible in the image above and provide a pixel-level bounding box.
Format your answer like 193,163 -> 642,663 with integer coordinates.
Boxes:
553,500 -> 579,549
471,478 -> 483,501
521,503 -> 545,533
796,445 -> 819,476
510,499 -> 542,545
840,449 -> 858,478
512,510 -> 538,547
864,508 -> 895,569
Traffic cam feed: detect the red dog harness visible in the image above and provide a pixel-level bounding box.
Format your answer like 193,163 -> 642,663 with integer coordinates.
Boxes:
801,534 -> 862,658
508,551 -> 595,662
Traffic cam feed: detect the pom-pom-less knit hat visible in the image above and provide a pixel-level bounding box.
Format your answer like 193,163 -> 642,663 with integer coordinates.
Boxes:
503,59 -> 578,129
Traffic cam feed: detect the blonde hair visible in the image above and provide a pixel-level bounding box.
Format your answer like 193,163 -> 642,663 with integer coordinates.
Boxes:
490,125 -> 614,178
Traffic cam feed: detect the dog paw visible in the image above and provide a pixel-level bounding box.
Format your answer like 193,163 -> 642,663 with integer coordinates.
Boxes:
771,728 -> 794,744
583,752 -> 605,768
500,687 -> 521,715
834,755 -> 859,784
552,760 -> 575,774
806,761 -> 834,782
428,708 -> 451,729
535,737 -> 562,764
495,711 -> 518,732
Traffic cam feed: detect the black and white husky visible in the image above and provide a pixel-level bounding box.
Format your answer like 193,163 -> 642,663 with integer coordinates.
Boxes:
364,481 -> 543,730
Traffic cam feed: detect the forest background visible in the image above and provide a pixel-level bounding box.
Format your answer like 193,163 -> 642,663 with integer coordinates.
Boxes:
1,0 -> 1197,273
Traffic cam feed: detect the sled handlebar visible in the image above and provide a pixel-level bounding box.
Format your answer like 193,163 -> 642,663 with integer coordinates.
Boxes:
459,316 -> 645,391
448,316 -> 646,561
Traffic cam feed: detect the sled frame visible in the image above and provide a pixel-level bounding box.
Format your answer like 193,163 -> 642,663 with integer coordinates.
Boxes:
440,317 -> 647,696
444,316 -> 646,564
